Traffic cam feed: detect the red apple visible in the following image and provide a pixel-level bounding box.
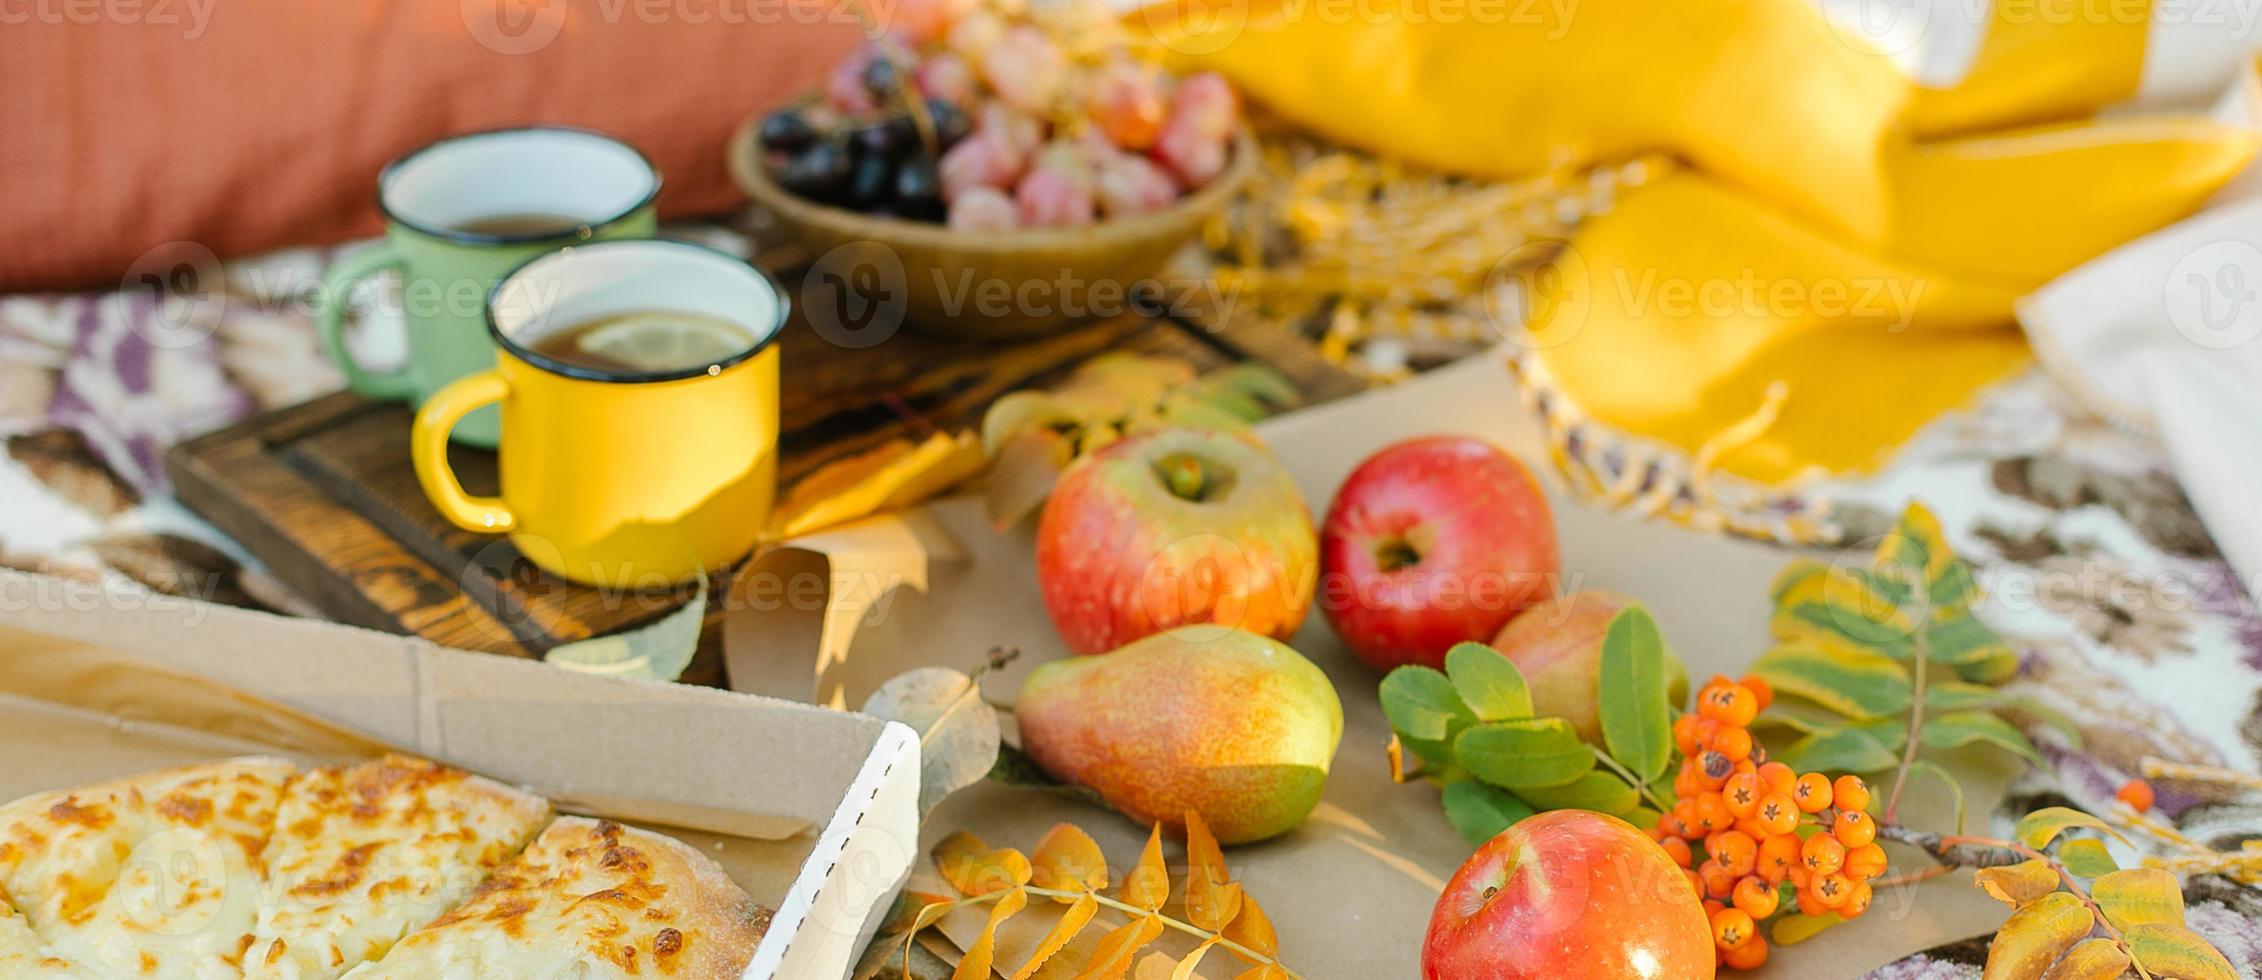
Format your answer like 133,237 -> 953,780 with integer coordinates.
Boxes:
1423,810 -> 1714,980
1036,428 -> 1317,654
1319,436 -> 1559,672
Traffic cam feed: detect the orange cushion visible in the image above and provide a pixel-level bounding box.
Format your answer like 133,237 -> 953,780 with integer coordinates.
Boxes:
0,0 -> 860,291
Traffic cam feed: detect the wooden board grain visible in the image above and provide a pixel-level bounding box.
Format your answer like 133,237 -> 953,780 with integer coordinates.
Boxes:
168,308 -> 1361,686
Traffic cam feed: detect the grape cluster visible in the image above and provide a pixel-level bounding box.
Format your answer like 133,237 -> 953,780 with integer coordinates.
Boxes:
756,1 -> 1239,231
1653,678 -> 1888,971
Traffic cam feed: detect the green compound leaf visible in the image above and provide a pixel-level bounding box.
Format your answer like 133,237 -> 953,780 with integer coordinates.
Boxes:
1776,725 -> 1903,774
1440,779 -> 1533,846
1380,666 -> 1473,743
1749,644 -> 1913,720
1515,770 -> 1642,816
1921,710 -> 2046,767
1444,643 -> 1532,722
1455,718 -> 1595,790
1597,606 -> 1674,782
2058,838 -> 2118,879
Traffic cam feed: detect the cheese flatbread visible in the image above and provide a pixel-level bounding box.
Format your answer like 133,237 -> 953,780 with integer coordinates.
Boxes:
0,756 -> 297,980
242,755 -> 550,979
341,817 -> 771,979
0,884 -> 95,977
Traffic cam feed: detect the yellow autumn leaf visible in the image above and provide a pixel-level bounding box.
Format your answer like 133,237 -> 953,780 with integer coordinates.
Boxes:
1231,967 -> 1290,980
2038,938 -> 2130,980
1030,824 -> 1110,896
1182,811 -> 1244,933
1223,892 -> 1280,962
1071,914 -> 1167,980
2124,922 -> 2240,980
1983,891 -> 2092,980
1120,825 -> 1170,913
935,832 -> 1034,897
1008,893 -> 1098,980
2090,868 -> 2184,934
1973,859 -> 2063,908
1171,937 -> 1223,980
954,885 -> 1030,980
771,430 -> 982,540
2013,807 -> 2127,850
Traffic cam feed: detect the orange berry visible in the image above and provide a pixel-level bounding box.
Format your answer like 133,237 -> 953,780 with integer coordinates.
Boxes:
1660,836 -> 1694,868
1722,935 -> 1769,970
1696,792 -> 1731,832
1706,685 -> 1760,727
1692,717 -> 1722,752
1811,872 -> 1854,909
1673,713 -> 1702,757
1733,816 -> 1773,843
1709,831 -> 1758,877
1674,764 -> 1703,799
1757,834 -> 1800,882
1801,834 -> 1846,876
1793,773 -> 1834,813
1833,775 -> 1872,813
1757,761 -> 1797,796
1731,875 -> 1779,919
1712,727 -> 1754,763
1740,675 -> 1774,711
1699,860 -> 1738,900
1696,684 -> 1733,721
1834,809 -> 1877,848
1672,800 -> 1701,836
1723,773 -> 1763,818
1704,898 -> 1726,919
1794,883 -> 1829,916
1710,907 -> 1757,950
1843,880 -> 1874,917
1754,793 -> 1799,837
2116,779 -> 2156,814
1683,867 -> 1704,897
1844,842 -> 1888,880
1695,752 -> 1734,790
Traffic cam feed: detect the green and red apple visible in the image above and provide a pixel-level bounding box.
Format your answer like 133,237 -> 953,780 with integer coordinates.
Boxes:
1320,436 -> 1559,672
1036,427 -> 1317,654
1016,626 -> 1343,844
1424,810 -> 1714,979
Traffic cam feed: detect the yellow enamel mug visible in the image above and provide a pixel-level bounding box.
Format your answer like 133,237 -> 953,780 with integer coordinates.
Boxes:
411,240 -> 786,587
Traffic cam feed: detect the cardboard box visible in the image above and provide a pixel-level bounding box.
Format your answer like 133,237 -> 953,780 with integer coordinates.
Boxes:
0,568 -> 921,980
724,355 -> 2020,978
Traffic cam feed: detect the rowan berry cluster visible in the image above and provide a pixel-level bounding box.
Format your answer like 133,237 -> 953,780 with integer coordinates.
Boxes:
1651,677 -> 1889,971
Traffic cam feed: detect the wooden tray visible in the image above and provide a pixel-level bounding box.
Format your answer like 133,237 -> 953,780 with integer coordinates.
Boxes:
168,309 -> 1363,687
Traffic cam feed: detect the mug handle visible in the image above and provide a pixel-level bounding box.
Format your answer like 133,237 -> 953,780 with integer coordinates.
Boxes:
314,244 -> 419,400
413,370 -> 517,533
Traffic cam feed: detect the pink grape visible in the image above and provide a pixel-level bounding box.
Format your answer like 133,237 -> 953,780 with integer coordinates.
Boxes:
825,53 -> 878,114
1153,119 -> 1227,188
949,186 -> 1021,232
983,25 -> 1066,113
1167,71 -> 1238,140
939,132 -> 1024,201
1084,57 -> 1167,150
1094,152 -> 1178,216
1016,163 -> 1095,228
945,10 -> 1006,68
979,102 -> 1045,157
916,52 -> 978,105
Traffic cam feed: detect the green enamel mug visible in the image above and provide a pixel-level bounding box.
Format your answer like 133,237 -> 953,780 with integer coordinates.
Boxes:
314,126 -> 660,447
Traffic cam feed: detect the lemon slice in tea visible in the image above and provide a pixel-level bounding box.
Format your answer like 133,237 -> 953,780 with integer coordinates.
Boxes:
573,311 -> 752,373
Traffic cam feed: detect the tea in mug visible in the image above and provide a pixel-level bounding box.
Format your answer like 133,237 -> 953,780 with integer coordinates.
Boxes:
526,311 -> 758,374
450,212 -> 590,237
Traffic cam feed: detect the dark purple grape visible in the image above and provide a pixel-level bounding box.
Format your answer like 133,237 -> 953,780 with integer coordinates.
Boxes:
853,123 -> 900,159
861,56 -> 900,98
848,153 -> 894,209
893,159 -> 942,221
758,108 -> 816,151
779,139 -> 852,201
925,98 -> 971,149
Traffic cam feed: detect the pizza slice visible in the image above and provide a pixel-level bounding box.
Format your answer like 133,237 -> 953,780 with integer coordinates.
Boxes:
241,754 -> 551,979
340,816 -> 771,979
0,756 -> 298,980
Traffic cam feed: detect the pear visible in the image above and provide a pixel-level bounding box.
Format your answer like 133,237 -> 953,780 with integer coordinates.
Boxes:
1016,626 -> 1343,844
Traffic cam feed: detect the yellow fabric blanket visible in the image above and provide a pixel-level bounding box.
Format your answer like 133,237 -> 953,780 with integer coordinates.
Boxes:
1139,0 -> 2260,484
